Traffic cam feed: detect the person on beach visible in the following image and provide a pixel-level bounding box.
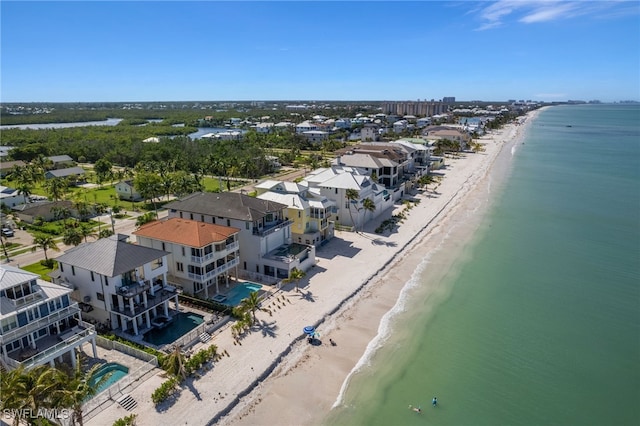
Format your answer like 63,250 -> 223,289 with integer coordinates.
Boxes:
432,397 -> 437,407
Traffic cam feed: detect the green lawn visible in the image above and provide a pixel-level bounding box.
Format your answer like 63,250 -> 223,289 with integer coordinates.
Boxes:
21,260 -> 58,282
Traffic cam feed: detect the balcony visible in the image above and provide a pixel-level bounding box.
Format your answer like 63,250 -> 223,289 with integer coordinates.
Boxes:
252,219 -> 293,237
117,280 -> 150,298
0,303 -> 81,345
6,289 -> 45,308
110,288 -> 178,318
7,323 -> 96,370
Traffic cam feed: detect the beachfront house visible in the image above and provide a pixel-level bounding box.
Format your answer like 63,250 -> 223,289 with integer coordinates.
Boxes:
165,192 -> 316,284
0,265 -> 98,371
134,218 -> 241,299
255,180 -> 335,247
302,166 -> 393,230
55,234 -> 178,337
333,142 -> 427,198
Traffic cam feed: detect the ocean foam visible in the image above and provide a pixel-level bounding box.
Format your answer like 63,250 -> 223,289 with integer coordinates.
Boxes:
332,254 -> 431,409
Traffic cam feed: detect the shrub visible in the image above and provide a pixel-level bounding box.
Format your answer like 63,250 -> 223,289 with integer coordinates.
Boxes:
113,414 -> 137,426
151,377 -> 178,405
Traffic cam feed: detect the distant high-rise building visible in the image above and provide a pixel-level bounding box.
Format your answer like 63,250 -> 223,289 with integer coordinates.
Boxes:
381,100 -> 447,117
442,97 -> 456,103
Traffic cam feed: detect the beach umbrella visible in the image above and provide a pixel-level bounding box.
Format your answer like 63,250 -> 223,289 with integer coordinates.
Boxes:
303,326 -> 315,336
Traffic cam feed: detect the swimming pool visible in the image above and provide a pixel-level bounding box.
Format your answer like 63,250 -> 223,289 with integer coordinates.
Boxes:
90,363 -> 129,396
225,282 -> 263,306
143,312 -> 204,346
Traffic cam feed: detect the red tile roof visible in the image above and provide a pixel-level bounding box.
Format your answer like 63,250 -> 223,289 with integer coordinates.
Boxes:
134,218 -> 239,247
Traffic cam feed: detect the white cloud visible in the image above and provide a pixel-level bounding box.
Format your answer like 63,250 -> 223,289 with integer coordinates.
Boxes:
519,2 -> 578,23
475,0 -> 637,30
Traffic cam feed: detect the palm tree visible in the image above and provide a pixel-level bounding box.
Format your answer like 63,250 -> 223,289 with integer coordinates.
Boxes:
361,197 -> 376,232
162,345 -> 188,382
0,366 -> 30,426
78,223 -> 98,243
31,234 -> 60,261
55,358 -> 112,426
345,188 -> 360,231
63,227 -> 83,246
237,291 -> 270,325
44,177 -> 69,202
13,365 -> 63,425
283,267 -> 306,293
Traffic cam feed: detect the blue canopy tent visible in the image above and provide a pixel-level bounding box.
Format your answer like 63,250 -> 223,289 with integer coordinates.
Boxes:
303,326 -> 319,343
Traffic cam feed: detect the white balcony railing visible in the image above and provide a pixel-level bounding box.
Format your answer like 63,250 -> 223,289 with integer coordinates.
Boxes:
0,303 -> 81,344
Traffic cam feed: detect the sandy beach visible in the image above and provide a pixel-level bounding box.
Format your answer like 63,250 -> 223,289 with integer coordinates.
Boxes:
87,110 -> 541,426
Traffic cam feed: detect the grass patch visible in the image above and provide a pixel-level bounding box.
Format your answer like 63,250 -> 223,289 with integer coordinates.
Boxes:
21,260 -> 58,281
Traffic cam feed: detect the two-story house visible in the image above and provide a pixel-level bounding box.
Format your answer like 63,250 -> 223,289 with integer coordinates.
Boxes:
55,234 -> 176,337
255,180 -> 335,247
1,265 -> 97,371
134,218 -> 241,299
115,180 -> 142,201
164,192 -> 316,284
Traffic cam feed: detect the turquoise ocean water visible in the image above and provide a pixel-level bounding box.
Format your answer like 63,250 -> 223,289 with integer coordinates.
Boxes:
326,105 -> 640,425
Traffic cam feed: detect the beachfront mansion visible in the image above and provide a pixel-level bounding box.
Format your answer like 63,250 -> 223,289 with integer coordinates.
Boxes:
0,265 -> 97,371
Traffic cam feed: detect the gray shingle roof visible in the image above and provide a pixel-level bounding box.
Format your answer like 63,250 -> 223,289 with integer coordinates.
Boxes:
45,167 -> 85,178
57,235 -> 168,277
165,192 -> 287,222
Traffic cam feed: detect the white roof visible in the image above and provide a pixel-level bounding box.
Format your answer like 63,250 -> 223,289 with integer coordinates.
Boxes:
257,192 -> 307,210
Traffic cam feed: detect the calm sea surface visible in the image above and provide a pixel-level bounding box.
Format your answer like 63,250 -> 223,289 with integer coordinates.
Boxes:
326,105 -> 640,425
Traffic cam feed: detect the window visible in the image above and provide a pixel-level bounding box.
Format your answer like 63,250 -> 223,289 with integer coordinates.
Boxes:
176,262 -> 184,272
97,292 -> 105,301
227,219 -> 231,226
179,212 -> 183,218
201,215 -> 204,222
90,271 -> 94,282
212,217 -> 216,224
60,263 -> 64,272
181,247 -> 185,256
104,276 -> 109,286
71,266 -> 75,276
245,222 -> 249,230
162,242 -> 166,251
190,213 -> 194,220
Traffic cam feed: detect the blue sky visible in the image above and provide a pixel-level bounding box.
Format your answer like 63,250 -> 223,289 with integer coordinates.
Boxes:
2,1 -> 639,102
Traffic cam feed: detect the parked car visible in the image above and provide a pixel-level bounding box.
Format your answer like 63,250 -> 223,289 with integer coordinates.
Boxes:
1,228 -> 14,237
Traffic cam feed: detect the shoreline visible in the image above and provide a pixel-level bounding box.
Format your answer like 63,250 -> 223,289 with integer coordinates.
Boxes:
219,109 -> 544,426
87,108 -> 544,426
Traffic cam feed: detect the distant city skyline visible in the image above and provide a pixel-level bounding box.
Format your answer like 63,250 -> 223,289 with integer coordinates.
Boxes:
1,1 -> 639,103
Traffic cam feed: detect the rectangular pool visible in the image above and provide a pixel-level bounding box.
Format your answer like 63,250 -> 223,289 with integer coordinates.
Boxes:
143,312 -> 204,346
224,282 -> 263,306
